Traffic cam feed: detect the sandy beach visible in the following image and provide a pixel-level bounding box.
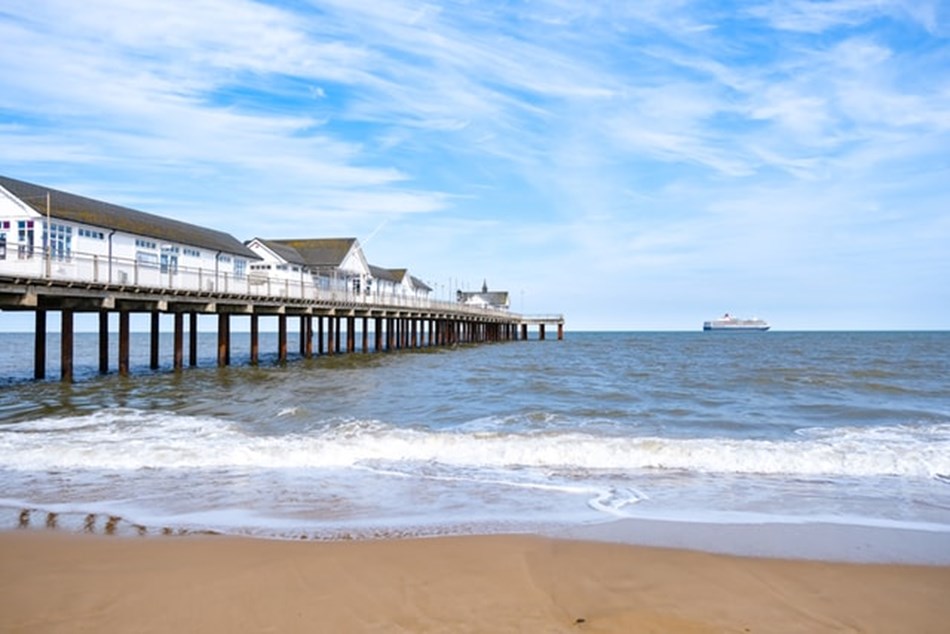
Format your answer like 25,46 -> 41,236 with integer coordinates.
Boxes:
2,531 -> 948,633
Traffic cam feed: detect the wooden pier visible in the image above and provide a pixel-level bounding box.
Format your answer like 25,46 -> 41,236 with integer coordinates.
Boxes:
0,277 -> 565,382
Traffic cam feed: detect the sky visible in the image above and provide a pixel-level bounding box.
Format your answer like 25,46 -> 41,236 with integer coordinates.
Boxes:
1,0 -> 948,331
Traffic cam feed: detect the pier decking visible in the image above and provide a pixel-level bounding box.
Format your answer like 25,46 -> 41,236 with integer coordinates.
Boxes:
0,275 -> 564,382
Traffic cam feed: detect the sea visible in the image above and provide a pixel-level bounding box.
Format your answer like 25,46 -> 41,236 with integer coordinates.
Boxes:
1,330 -> 948,563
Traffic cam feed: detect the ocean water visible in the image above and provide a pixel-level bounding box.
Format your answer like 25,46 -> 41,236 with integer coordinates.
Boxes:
1,330 -> 948,558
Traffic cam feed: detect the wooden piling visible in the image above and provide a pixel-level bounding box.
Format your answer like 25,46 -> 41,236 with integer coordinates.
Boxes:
250,314 -> 259,365
98,312 -> 109,374
33,310 -> 46,380
278,314 -> 287,363
362,316 -> 369,353
60,309 -> 74,383
149,311 -> 160,370
173,312 -> 184,370
217,313 -> 229,367
305,316 -> 313,359
317,316 -> 324,355
189,312 -> 198,367
118,311 -> 130,376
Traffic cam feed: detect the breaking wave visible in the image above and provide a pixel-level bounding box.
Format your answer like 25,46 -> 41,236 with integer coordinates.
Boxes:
1,409 -> 947,479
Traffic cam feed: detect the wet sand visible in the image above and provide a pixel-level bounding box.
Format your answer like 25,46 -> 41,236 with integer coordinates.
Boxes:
2,530 -> 948,633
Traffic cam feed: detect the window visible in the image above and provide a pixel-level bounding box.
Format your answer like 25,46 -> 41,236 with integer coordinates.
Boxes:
183,248 -> 200,258
234,259 -> 246,279
160,246 -> 178,274
17,220 -> 34,258
47,223 -> 72,261
135,238 -> 157,250
79,228 -> 105,240
352,278 -> 361,294
136,251 -> 159,268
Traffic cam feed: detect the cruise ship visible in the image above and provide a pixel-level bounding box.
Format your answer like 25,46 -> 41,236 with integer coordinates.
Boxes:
703,313 -> 770,331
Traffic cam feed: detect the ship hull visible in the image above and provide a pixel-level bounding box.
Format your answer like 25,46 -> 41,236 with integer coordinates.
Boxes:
703,323 -> 770,331
703,314 -> 770,331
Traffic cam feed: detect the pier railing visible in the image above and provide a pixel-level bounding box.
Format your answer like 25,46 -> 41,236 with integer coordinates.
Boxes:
0,247 -> 525,320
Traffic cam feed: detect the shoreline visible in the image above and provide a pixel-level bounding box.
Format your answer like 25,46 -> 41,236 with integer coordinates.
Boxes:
2,530 -> 949,633
6,502 -> 950,566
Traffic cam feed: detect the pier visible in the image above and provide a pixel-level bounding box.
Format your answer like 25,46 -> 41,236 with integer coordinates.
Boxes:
0,276 -> 565,382
0,174 -> 563,382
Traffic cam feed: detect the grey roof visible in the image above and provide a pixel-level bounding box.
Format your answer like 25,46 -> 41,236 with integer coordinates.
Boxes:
369,264 -> 400,283
368,265 -> 431,292
0,175 -> 258,259
248,239 -> 308,266
263,238 -> 358,269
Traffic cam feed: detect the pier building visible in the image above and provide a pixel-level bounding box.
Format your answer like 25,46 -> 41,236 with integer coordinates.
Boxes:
458,280 -> 509,310
0,175 -> 564,382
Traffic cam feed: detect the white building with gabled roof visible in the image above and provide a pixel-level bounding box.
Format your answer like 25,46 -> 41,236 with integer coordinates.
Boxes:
245,237 -> 372,299
0,175 -> 259,293
457,280 -> 510,310
369,265 -> 433,302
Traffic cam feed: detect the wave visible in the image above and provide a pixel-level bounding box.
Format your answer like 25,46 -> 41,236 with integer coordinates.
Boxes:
1,410 -> 948,479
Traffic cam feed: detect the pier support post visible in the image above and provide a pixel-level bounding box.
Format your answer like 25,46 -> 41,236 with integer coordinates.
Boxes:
189,313 -> 198,367
150,311 -> 160,370
375,317 -> 383,352
278,314 -> 287,363
334,317 -> 342,354
317,316 -> 324,355
558,323 -> 564,341
305,316 -> 313,359
250,314 -> 259,365
33,310 -> 46,380
217,313 -> 230,367
98,312 -> 109,374
118,311 -> 130,376
362,317 -> 369,353
346,316 -> 355,353
521,323 -> 527,341
326,317 -> 335,354
539,324 -> 546,341
60,309 -> 74,383
173,312 -> 184,370
299,316 -> 306,357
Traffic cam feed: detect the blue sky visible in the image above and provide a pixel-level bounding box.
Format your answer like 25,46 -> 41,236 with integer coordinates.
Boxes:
1,0 -> 948,330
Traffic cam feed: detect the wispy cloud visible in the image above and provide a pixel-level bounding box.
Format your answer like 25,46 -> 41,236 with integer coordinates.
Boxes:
0,0 -> 947,328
